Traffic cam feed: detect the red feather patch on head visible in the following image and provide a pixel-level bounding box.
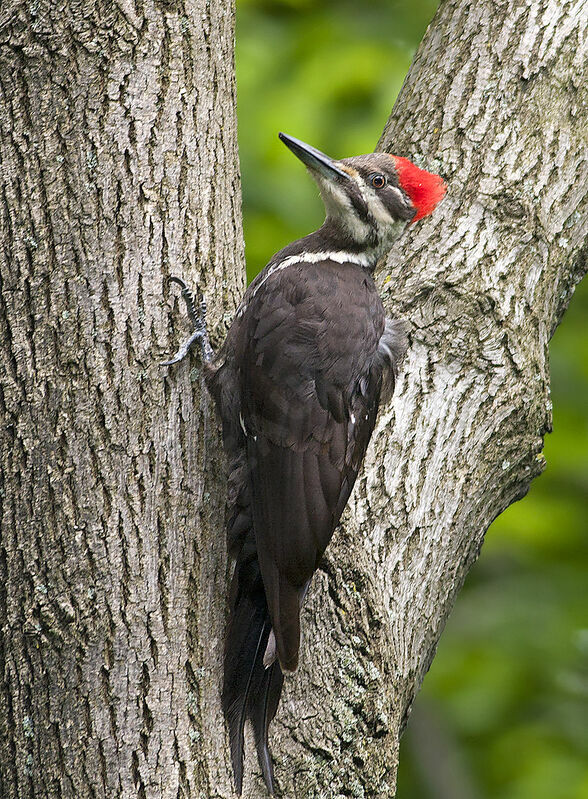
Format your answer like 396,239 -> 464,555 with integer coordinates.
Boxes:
391,156 -> 446,222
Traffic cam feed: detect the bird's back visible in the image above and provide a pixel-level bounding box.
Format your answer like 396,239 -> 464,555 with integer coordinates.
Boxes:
212,257 -> 387,670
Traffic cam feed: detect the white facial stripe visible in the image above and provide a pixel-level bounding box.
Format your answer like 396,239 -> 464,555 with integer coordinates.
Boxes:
237,249 -> 372,317
356,179 -> 404,226
317,176 -> 372,242
320,170 -> 408,248
354,179 -> 407,249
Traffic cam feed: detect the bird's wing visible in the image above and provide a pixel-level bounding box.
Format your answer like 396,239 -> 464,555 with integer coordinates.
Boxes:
240,259 -> 386,671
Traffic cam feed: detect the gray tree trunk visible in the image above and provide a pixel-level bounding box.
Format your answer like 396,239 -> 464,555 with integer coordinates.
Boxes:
0,0 -> 243,796
272,1 -> 588,797
0,1 -> 586,799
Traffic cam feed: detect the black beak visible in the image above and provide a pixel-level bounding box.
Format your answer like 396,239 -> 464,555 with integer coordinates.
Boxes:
279,132 -> 349,181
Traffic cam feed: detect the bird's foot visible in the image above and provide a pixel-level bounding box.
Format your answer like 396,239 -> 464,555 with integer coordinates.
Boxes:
161,276 -> 213,366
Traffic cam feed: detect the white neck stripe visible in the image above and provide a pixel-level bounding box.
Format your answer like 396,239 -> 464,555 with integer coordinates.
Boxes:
238,250 -> 373,316
287,250 -> 372,267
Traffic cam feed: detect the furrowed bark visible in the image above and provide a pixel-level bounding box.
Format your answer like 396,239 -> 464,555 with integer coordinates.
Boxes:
1,0 -> 587,798
270,1 -> 588,797
0,1 -> 243,797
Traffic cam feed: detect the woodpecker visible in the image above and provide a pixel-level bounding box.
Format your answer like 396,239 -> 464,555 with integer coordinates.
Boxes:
163,133 -> 445,795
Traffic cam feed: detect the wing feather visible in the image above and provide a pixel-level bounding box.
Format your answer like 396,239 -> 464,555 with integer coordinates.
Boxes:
240,259 -> 391,671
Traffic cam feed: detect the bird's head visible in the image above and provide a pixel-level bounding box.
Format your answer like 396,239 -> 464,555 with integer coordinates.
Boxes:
279,132 -> 446,261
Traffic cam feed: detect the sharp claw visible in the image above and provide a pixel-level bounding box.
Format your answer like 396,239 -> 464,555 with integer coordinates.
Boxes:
160,329 -> 205,367
167,275 -> 201,328
168,275 -> 188,291
162,276 -> 213,366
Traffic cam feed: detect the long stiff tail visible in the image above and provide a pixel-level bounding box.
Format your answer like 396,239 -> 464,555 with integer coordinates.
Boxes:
222,541 -> 284,795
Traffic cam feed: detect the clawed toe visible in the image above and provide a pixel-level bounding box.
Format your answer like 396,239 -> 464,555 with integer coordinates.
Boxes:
162,276 -> 213,365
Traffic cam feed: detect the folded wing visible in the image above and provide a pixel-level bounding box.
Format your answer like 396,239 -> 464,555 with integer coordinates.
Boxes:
240,259 -> 386,671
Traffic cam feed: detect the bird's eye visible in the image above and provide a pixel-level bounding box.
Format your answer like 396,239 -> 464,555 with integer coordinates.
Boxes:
370,173 -> 387,189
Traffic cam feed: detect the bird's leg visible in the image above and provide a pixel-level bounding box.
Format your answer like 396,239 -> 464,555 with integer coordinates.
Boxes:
161,276 -> 213,366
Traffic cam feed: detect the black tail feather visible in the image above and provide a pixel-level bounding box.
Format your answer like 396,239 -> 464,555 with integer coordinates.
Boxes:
249,660 -> 284,795
222,557 -> 284,795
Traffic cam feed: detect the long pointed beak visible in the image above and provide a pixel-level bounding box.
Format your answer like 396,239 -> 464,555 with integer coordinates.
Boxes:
279,132 -> 349,181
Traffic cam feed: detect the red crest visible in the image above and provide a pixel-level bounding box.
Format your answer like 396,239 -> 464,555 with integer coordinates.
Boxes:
392,156 -> 446,222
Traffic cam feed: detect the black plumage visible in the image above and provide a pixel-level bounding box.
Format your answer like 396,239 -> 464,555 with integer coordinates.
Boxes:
206,253 -> 405,793
164,133 -> 445,794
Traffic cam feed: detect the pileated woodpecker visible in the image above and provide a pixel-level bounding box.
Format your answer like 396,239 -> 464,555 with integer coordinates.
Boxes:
163,133 -> 445,795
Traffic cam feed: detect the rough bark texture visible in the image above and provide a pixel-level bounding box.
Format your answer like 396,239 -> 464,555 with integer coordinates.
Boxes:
0,1 -> 244,797
1,0 -> 587,798
269,1 -> 588,797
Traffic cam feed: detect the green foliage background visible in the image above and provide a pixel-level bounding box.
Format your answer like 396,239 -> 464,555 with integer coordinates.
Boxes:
235,1 -> 588,796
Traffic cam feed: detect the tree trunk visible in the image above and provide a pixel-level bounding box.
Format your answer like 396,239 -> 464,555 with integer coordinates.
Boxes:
271,1 -> 588,797
1,1 -> 587,799
0,0 -> 244,796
